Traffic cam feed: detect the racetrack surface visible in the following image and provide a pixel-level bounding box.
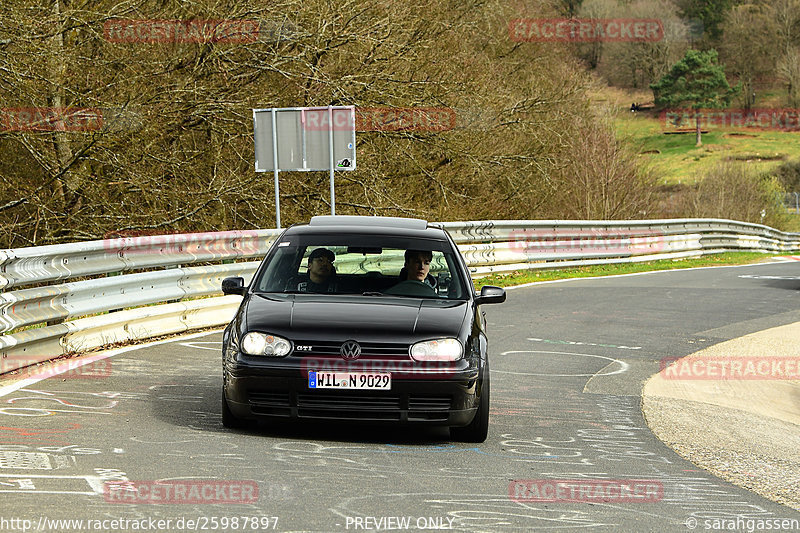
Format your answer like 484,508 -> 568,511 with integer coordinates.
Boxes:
1,261 -> 799,532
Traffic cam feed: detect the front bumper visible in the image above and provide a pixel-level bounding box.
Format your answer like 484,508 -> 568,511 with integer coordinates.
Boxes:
224,361 -> 482,426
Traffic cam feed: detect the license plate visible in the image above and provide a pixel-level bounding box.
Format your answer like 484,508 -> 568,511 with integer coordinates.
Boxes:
308,371 -> 391,390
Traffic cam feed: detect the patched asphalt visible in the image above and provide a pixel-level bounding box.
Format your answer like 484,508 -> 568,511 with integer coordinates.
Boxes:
0,260 -> 799,532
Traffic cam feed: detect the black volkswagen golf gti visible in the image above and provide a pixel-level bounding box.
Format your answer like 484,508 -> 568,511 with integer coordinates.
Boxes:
220,216 -> 505,442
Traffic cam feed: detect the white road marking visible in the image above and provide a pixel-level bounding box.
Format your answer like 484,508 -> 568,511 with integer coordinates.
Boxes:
739,274 -> 800,280
0,330 -> 222,399
527,337 -> 641,350
178,341 -> 222,351
496,350 -> 629,377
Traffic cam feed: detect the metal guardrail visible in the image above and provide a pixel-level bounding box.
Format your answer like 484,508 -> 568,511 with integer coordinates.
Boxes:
0,229 -> 278,290
0,262 -> 260,334
442,219 -> 800,275
1,219 -> 798,372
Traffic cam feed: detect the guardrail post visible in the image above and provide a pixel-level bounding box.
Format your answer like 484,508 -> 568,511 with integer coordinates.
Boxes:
107,270 -> 123,313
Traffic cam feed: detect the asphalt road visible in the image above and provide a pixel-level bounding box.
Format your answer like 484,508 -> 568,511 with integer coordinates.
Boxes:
1,260 -> 800,532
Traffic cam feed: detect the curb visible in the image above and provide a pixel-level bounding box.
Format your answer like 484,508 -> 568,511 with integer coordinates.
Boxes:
642,322 -> 800,510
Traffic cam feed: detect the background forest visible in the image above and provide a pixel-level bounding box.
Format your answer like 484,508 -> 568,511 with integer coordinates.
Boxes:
1,0 -> 799,247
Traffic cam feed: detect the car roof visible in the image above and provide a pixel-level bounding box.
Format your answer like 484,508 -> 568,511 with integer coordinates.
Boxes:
285,216 -> 448,239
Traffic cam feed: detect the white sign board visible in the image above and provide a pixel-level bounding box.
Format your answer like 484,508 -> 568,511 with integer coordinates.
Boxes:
252,106 -> 356,227
253,107 -> 356,172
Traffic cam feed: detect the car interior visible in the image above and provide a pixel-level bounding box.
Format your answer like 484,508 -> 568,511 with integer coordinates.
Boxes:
255,244 -> 465,299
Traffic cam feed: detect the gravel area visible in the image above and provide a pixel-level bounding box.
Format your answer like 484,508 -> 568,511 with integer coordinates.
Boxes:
642,321 -> 800,512
643,395 -> 800,511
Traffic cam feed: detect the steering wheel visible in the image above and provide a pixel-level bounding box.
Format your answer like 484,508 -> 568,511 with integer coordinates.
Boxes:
384,280 -> 437,297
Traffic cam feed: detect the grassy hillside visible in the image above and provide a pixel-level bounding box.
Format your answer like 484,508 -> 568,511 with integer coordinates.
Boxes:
617,113 -> 800,185
590,85 -> 800,232
593,85 -> 800,185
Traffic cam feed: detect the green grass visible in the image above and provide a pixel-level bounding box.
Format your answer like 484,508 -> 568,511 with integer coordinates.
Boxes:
473,252 -> 779,289
616,112 -> 800,184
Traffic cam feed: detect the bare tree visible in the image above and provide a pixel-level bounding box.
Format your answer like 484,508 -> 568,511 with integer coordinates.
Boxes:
549,114 -> 657,219
778,47 -> 800,107
770,0 -> 800,106
598,0 -> 691,89
719,3 -> 777,110
770,0 -> 800,53
0,0 -> 644,247
576,0 -> 618,69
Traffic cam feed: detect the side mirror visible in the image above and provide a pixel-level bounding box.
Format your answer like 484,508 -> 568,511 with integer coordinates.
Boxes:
474,285 -> 506,305
221,276 -> 246,296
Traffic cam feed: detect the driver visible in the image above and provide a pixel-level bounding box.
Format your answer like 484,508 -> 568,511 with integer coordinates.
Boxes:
385,249 -> 437,297
401,249 -> 432,282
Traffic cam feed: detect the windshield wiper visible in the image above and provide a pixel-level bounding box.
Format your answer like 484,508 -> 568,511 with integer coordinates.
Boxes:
361,291 -> 386,296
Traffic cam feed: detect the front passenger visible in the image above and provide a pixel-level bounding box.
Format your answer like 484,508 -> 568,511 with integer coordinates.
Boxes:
297,248 -> 338,293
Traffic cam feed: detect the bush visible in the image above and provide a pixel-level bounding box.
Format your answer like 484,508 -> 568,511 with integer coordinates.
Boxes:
545,115 -> 658,220
771,159 -> 800,193
680,162 -> 791,230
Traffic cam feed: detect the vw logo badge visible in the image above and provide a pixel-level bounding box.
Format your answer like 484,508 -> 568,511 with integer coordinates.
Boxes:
340,340 -> 361,360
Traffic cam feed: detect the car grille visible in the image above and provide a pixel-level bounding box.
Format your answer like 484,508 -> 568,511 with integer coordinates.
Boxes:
247,390 -> 452,421
298,392 -> 401,419
248,391 -> 291,416
291,340 -> 410,358
407,395 -> 452,421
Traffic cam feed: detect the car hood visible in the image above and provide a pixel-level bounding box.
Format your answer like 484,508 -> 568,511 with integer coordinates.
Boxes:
243,293 -> 469,341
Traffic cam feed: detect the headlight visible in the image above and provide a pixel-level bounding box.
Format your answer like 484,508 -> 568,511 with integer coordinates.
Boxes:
241,332 -> 292,357
410,338 -> 463,361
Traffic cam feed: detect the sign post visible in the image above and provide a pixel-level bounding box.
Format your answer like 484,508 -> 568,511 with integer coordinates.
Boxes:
253,106 -> 356,228
271,109 -> 280,228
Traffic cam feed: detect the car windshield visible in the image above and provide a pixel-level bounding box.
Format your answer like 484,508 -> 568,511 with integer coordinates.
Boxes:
252,234 -> 468,299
